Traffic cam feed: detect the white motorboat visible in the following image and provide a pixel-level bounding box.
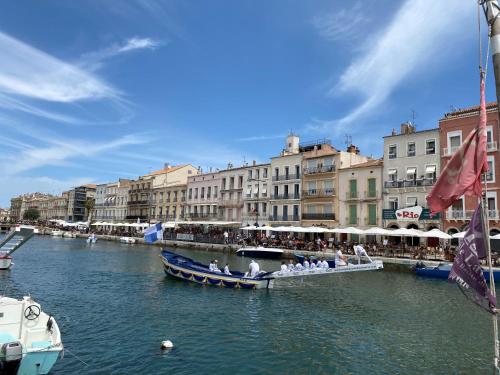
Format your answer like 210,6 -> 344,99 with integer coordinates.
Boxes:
62,232 -> 76,238
86,234 -> 97,244
272,260 -> 384,279
50,230 -> 62,237
236,246 -> 284,259
0,295 -> 63,374
120,237 -> 136,244
0,227 -> 35,270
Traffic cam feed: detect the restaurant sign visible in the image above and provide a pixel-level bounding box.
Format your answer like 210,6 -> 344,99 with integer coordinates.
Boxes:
382,207 -> 440,221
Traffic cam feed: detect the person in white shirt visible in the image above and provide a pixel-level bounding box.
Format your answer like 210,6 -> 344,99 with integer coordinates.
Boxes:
310,261 -> 317,270
249,260 -> 260,277
320,259 -> 329,269
223,231 -> 229,244
212,259 -> 221,273
353,244 -> 370,264
294,262 -> 304,271
303,258 -> 310,269
224,264 -> 232,275
280,261 -> 288,273
335,249 -> 347,267
287,259 -> 294,271
209,260 -> 216,272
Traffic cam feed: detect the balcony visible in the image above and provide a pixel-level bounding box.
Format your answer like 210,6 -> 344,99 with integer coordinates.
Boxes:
446,210 -> 474,220
218,199 -> 244,208
125,215 -> 147,220
302,213 -> 336,221
345,191 -> 359,200
186,213 -> 222,220
269,215 -> 300,222
272,174 -> 300,182
384,178 -> 436,189
303,165 -> 336,174
364,190 -> 378,200
127,200 -> 149,206
271,193 -> 300,200
220,185 -> 242,192
302,189 -> 335,198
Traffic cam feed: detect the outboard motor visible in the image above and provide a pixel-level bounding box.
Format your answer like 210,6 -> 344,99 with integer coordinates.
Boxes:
0,341 -> 23,374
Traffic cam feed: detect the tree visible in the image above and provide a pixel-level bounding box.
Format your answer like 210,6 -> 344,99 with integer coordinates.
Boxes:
84,197 -> 95,223
23,208 -> 40,221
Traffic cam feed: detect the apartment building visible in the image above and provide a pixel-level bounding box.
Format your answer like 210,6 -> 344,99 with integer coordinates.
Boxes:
382,124 -> 441,233
439,103 -> 500,236
66,184 -> 96,222
338,159 -> 383,229
242,162 -> 271,227
218,164 -> 245,222
185,171 -> 222,221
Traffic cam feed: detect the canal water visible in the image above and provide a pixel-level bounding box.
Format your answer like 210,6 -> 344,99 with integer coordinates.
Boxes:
0,236 -> 495,374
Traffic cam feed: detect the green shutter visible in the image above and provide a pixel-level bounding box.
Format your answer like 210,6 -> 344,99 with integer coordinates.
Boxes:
368,178 -> 376,197
368,204 -> 377,225
349,179 -> 357,198
349,204 -> 357,224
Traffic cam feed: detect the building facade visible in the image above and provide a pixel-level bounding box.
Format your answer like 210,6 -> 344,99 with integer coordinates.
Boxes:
185,171 -> 222,221
338,159 -> 383,229
218,164 -> 245,222
66,185 -> 96,222
242,162 -> 271,227
439,103 -> 500,236
382,124 -> 441,233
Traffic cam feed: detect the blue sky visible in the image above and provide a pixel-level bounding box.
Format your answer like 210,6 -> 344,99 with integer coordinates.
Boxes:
0,0 -> 491,206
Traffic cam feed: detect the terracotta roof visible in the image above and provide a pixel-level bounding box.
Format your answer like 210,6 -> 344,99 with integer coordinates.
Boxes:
345,159 -> 383,169
442,102 -> 497,119
144,164 -> 187,176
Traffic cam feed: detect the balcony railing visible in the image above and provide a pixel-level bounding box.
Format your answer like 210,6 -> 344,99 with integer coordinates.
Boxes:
302,213 -> 336,221
445,210 -> 500,220
364,191 -> 378,199
271,193 -> 301,200
127,200 -> 149,206
218,199 -> 244,207
384,178 -> 436,189
302,189 -> 335,198
303,165 -> 336,174
345,191 -> 359,200
272,174 -> 301,182
185,213 -> 222,220
269,215 -> 300,222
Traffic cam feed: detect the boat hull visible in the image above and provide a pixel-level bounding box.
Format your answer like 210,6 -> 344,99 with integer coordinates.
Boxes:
161,251 -> 273,289
415,266 -> 500,282
0,256 -> 12,270
236,248 -> 283,259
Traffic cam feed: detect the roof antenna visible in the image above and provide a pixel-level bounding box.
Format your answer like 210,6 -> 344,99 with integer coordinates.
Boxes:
411,109 -> 417,126
344,134 -> 352,148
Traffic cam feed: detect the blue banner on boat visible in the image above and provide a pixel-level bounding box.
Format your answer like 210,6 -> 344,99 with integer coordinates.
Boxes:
144,222 -> 163,244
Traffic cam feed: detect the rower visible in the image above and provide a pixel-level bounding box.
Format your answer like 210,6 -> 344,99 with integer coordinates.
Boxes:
353,244 -> 370,264
249,260 -> 260,278
310,260 -> 317,270
320,258 -> 329,269
224,264 -> 232,275
209,260 -> 216,272
287,259 -> 294,271
303,257 -> 310,269
335,248 -> 347,267
294,261 -> 304,271
280,261 -> 288,273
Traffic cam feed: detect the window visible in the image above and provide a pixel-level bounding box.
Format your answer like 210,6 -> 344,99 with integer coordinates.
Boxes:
295,165 -> 300,178
484,155 -> 495,182
201,187 -> 205,199
262,203 -> 267,213
194,188 -> 198,199
222,178 -> 227,190
262,184 -> 267,195
406,167 -> 417,181
283,205 -> 288,219
426,139 -> 436,154
349,204 -> 357,225
487,191 -> 497,218
307,159 -> 316,169
274,185 -> 279,197
246,185 -> 252,197
248,170 -> 252,180
247,203 -> 251,213
324,179 -> 333,194
487,126 -> 494,150
214,186 -> 218,198
293,205 -> 299,219
407,142 -> 416,157
388,145 -> 397,159
307,181 -> 317,194
447,131 -> 462,154
307,205 -> 317,214
207,187 -> 211,198
425,165 -> 436,181
284,166 -> 289,179
324,157 -> 333,166
263,168 -> 268,178
284,185 -> 289,197
274,167 -> 279,177
294,184 -> 300,197
238,176 -> 243,188
389,197 -> 398,210
368,204 -> 377,225
367,178 -> 376,197
388,169 -> 397,182
406,196 -> 417,207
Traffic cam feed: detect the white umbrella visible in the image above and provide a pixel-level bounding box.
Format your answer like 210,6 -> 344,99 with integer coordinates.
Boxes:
362,227 -> 392,236
240,226 -> 257,230
421,228 -> 452,239
330,227 -> 365,234
452,231 -> 466,239
259,225 -> 275,231
388,228 -> 424,237
303,226 -> 329,233
491,234 -> 500,240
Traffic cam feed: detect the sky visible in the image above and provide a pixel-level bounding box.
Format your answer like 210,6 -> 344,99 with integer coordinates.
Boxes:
0,0 -> 492,206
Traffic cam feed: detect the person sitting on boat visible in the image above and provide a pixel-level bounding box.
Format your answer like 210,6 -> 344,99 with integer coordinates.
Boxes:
224,264 -> 232,275
287,259 -> 295,271
209,260 -> 216,272
335,248 -> 347,267
310,260 -> 317,270
249,260 -> 260,278
319,258 -> 329,269
303,257 -> 310,269
280,261 -> 288,273
294,261 -> 304,271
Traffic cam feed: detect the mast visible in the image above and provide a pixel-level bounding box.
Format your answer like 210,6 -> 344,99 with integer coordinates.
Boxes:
480,2 -> 500,372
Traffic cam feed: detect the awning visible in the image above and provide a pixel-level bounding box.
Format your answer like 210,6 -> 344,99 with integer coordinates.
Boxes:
406,167 -> 416,175
425,165 -> 436,174
388,169 -> 397,175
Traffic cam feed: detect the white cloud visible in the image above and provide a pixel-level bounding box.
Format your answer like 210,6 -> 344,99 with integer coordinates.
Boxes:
0,31 -> 118,103
236,134 -> 285,142
320,0 -> 472,129
79,37 -> 162,71
312,2 -> 367,42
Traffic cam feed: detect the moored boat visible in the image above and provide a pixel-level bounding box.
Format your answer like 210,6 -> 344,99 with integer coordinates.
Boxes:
414,262 -> 500,282
0,295 -> 63,374
236,246 -> 283,259
62,232 -> 76,238
0,227 -> 35,270
50,230 -> 62,237
160,250 -> 274,289
0,255 -> 12,270
120,237 -> 136,244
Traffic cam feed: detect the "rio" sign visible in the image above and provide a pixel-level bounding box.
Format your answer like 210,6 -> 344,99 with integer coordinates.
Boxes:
395,206 -> 423,221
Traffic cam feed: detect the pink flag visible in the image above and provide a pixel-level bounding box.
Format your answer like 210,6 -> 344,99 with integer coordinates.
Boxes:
427,79 -> 489,213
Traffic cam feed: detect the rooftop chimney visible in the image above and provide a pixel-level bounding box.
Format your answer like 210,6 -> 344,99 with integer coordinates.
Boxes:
400,122 -> 416,135
164,163 -> 171,170
252,160 -> 256,166
347,144 -> 360,154
391,128 -> 397,136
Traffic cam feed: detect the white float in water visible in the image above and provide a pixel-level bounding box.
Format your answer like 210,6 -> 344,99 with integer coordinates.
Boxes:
161,340 -> 173,349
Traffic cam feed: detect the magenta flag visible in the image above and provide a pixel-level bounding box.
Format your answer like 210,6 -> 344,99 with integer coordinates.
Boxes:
427,78 -> 489,213
448,203 -> 496,313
